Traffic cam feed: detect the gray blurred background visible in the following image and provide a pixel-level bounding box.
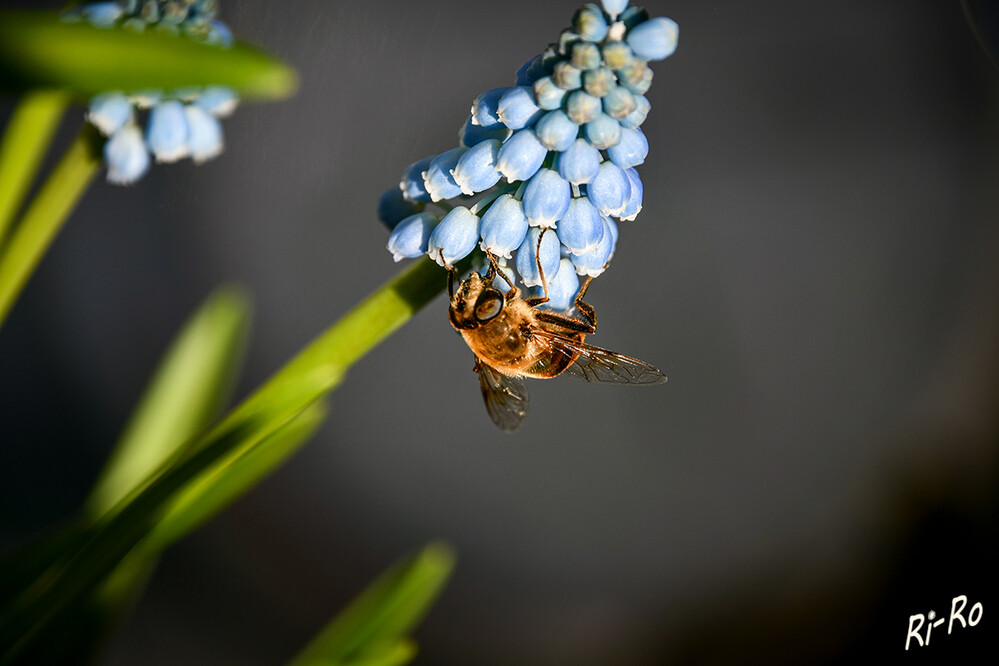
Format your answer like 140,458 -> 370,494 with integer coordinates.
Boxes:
2,1 -> 998,663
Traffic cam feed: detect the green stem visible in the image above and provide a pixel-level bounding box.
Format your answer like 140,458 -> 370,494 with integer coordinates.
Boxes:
0,124 -> 101,330
0,90 -> 69,246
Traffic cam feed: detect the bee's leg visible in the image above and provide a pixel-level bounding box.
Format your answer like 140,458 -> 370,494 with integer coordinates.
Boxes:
484,249 -> 519,297
438,249 -> 456,299
573,274 -> 598,329
525,228 -> 551,307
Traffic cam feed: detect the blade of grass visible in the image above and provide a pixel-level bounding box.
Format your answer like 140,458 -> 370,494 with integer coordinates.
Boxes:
0,90 -> 68,246
0,124 -> 101,330
0,256 -> 464,663
145,399 -> 328,551
0,11 -> 297,100
338,640 -> 417,666
288,543 -> 455,666
86,286 -> 252,520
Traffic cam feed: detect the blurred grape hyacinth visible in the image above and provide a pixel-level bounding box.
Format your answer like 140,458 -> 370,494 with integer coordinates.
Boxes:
380,1 -> 677,313
68,1 -> 240,184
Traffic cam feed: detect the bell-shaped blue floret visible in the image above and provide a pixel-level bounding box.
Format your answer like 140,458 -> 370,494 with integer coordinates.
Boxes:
195,86 -> 239,118
565,90 -> 601,124
378,187 -> 423,230
82,2 -> 123,27
601,0 -> 629,20
570,215 -> 616,277
146,100 -> 190,163
523,168 -> 571,227
87,92 -> 133,136
400,156 -> 434,203
606,126 -> 648,169
558,138 -> 601,185
627,17 -> 679,61
496,129 -> 548,182
459,115 -> 511,147
584,113 -> 622,150
586,161 -> 632,216
573,4 -> 609,43
556,197 -> 604,254
605,215 -> 620,257
602,85 -> 637,120
452,139 -> 502,195
516,227 -> 561,288
618,168 -> 643,221
497,87 -> 543,130
387,212 -> 438,262
206,19 -> 234,47
423,147 -> 467,201
533,257 -> 580,311
472,87 -> 511,127
619,94 -> 651,129
479,194 -> 529,259
105,125 -> 150,185
533,77 -> 568,110
535,110 -> 578,152
184,104 -> 224,163
428,207 -> 480,267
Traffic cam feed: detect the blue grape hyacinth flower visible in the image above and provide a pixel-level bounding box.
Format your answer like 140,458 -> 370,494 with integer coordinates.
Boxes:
69,1 -> 241,185
381,1 -> 677,313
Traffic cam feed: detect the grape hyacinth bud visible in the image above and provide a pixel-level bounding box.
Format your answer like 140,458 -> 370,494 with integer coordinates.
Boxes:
380,1 -> 678,312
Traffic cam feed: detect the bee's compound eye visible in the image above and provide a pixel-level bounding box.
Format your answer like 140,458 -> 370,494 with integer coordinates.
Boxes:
474,291 -> 503,322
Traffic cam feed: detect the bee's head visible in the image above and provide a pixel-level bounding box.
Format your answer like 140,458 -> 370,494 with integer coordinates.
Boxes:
449,272 -> 505,331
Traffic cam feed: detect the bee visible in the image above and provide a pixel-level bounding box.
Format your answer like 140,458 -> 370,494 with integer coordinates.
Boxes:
441,234 -> 667,432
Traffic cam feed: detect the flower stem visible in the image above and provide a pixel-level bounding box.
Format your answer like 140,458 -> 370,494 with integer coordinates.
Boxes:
0,90 -> 69,247
0,124 -> 102,330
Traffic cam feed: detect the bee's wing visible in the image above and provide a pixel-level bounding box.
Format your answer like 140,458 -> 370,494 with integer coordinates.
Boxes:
533,329 -> 667,385
475,357 -> 530,432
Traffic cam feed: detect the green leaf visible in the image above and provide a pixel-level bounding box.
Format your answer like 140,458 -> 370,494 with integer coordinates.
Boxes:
86,286 -> 252,520
0,90 -> 68,246
145,399 -> 327,551
288,543 -> 455,666
0,257 -> 462,663
339,640 -> 417,666
0,125 -> 102,330
0,11 -> 297,100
